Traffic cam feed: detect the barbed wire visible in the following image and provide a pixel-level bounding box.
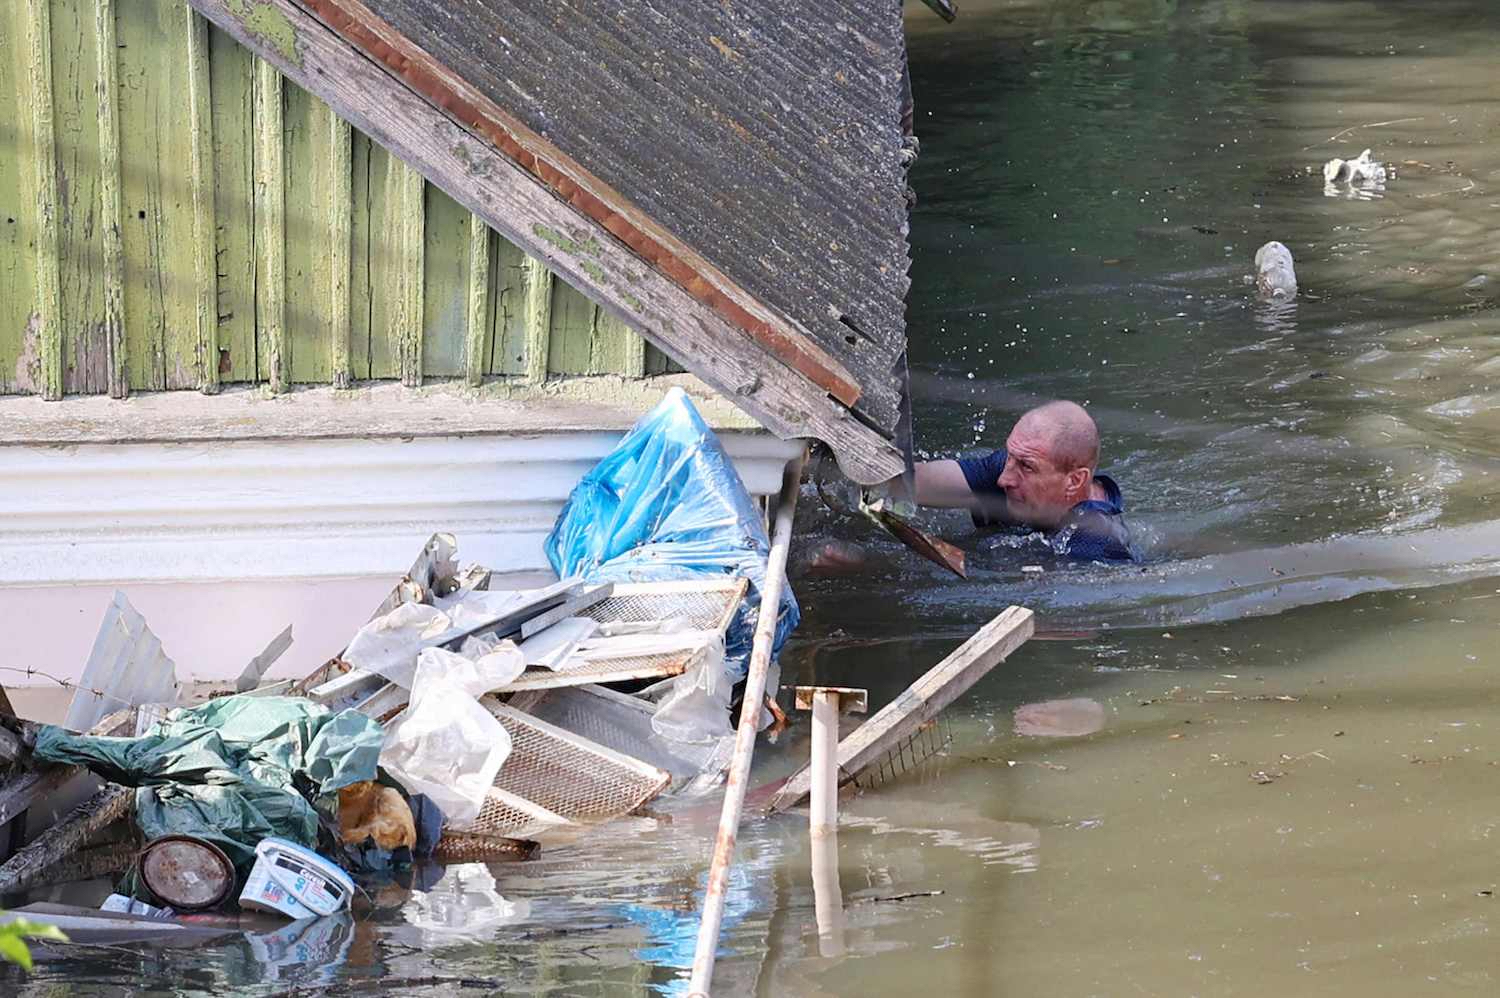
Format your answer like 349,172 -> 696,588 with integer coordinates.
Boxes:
0,665 -> 141,711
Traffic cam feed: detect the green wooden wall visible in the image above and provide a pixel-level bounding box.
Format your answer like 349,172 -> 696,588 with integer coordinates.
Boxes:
0,0 -> 675,398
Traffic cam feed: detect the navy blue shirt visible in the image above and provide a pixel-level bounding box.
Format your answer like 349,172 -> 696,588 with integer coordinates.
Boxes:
955,449 -> 1136,562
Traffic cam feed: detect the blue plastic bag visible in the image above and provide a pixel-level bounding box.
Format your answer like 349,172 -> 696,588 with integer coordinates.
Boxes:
544,388 -> 799,681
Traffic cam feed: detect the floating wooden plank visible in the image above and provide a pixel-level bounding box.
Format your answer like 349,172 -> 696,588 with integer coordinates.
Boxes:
188,0 -> 904,484
767,606 -> 1035,813
0,784 -> 132,895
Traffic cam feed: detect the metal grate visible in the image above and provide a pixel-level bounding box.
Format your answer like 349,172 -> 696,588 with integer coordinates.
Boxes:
527,685 -> 727,784
484,699 -> 670,822
581,579 -> 746,633
495,649 -> 699,693
462,785 -> 570,840
849,716 -> 953,793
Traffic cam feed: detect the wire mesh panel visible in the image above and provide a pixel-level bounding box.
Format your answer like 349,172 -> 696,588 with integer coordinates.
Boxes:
527,685 -> 726,782
494,649 -> 701,692
460,785 -> 571,839
484,699 -> 671,822
580,579 -> 746,633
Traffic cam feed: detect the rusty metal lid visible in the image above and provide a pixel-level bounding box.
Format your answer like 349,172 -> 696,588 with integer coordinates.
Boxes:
138,835 -> 235,911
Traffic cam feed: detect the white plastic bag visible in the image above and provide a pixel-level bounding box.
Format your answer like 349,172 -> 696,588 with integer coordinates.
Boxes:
342,603 -> 452,689
379,643 -> 526,823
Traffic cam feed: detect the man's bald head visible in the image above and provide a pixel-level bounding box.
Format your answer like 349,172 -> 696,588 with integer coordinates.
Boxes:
1014,400 -> 1100,472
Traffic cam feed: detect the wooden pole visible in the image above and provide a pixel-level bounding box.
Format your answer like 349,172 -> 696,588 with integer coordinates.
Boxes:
0,785 -> 132,895
687,448 -> 805,998
798,686 -> 864,959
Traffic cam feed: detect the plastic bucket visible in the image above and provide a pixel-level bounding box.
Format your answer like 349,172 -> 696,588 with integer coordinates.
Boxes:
239,838 -> 354,919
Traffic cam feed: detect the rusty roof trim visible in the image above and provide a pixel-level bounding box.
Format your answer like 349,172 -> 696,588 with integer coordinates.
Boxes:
295,0 -> 863,407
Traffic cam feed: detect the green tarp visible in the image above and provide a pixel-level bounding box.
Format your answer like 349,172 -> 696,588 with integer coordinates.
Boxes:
33,697 -> 383,875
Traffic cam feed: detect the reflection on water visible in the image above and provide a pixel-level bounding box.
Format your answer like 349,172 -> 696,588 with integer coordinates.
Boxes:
13,1 -> 1500,995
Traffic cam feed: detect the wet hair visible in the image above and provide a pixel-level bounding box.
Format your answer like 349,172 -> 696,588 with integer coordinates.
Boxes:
1019,400 -> 1100,472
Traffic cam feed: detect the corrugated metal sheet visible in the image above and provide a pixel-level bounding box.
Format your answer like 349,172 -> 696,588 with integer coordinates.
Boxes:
64,591 -> 181,733
356,0 -> 913,438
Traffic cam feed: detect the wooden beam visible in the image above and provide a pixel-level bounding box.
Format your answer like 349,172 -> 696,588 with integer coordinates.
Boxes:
188,0 -> 904,483
767,606 -> 1035,813
253,57 -> 287,392
522,255 -> 551,384
95,0 -> 127,398
292,0 -> 861,407
392,160 -> 424,387
0,785 -> 132,895
463,214 -> 489,386
328,111 -> 354,388
186,8 -> 220,394
0,709 -> 135,827
25,0 -> 62,400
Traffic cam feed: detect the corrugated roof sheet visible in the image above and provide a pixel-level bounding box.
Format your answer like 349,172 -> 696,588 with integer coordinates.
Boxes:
357,0 -> 913,437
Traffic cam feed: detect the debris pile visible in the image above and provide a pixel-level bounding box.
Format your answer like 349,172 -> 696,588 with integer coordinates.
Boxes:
0,389 -> 774,938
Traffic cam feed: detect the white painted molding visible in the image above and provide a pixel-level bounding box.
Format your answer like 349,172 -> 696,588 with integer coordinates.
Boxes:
0,431 -> 803,586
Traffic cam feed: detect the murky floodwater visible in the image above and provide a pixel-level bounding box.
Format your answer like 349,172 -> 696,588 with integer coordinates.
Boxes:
12,1 -> 1500,993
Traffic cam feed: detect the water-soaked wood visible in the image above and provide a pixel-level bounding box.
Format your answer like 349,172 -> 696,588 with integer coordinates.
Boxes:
547,279 -> 594,376
329,112 -> 354,388
208,23 -> 257,383
768,607 -> 1035,813
0,709 -> 134,827
0,784 -> 132,895
95,0 -> 127,398
188,0 -> 905,481
186,8 -> 219,394
464,212 -> 489,385
25,0 -> 62,400
253,57 -> 287,391
522,255 -> 551,383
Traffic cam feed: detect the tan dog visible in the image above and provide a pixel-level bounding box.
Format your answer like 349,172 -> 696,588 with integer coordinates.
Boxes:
338,780 -> 417,851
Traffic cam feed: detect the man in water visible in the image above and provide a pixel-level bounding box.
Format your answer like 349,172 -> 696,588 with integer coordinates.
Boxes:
911,399 -> 1135,561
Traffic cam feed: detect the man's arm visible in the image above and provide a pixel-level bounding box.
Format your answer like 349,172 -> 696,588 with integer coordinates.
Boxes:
912,460 -> 977,508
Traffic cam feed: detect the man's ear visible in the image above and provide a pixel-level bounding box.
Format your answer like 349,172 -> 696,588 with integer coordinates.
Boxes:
1066,467 -> 1091,497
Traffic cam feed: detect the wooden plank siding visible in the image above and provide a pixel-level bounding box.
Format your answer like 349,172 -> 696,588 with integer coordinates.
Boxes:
0,0 -> 677,398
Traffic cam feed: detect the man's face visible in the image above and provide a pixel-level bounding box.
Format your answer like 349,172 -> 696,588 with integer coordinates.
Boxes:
996,420 -> 1089,527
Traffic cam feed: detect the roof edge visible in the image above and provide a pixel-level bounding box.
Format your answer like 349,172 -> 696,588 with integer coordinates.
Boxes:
189,0 -> 904,483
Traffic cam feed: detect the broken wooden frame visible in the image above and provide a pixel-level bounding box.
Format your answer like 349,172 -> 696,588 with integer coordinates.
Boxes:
767,605 -> 1036,813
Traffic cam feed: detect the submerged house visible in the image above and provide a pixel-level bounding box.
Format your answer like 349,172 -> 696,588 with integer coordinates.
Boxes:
0,0 -> 916,680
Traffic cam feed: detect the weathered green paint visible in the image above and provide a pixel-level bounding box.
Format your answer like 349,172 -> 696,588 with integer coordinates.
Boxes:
328,111 -> 352,389
96,0 -> 127,398
394,158 -> 423,387
0,0 -> 664,397
26,0 -> 62,399
252,55 -> 286,391
119,0 -> 200,390
53,0 -> 108,396
348,129 -> 375,380
522,255 -> 551,384
208,21 -> 257,383
0,1 -> 39,394
464,212 -> 489,386
186,7 -> 219,393
222,0 -> 300,70
284,78 -> 328,383
489,235 -> 527,376
419,183 -> 470,379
